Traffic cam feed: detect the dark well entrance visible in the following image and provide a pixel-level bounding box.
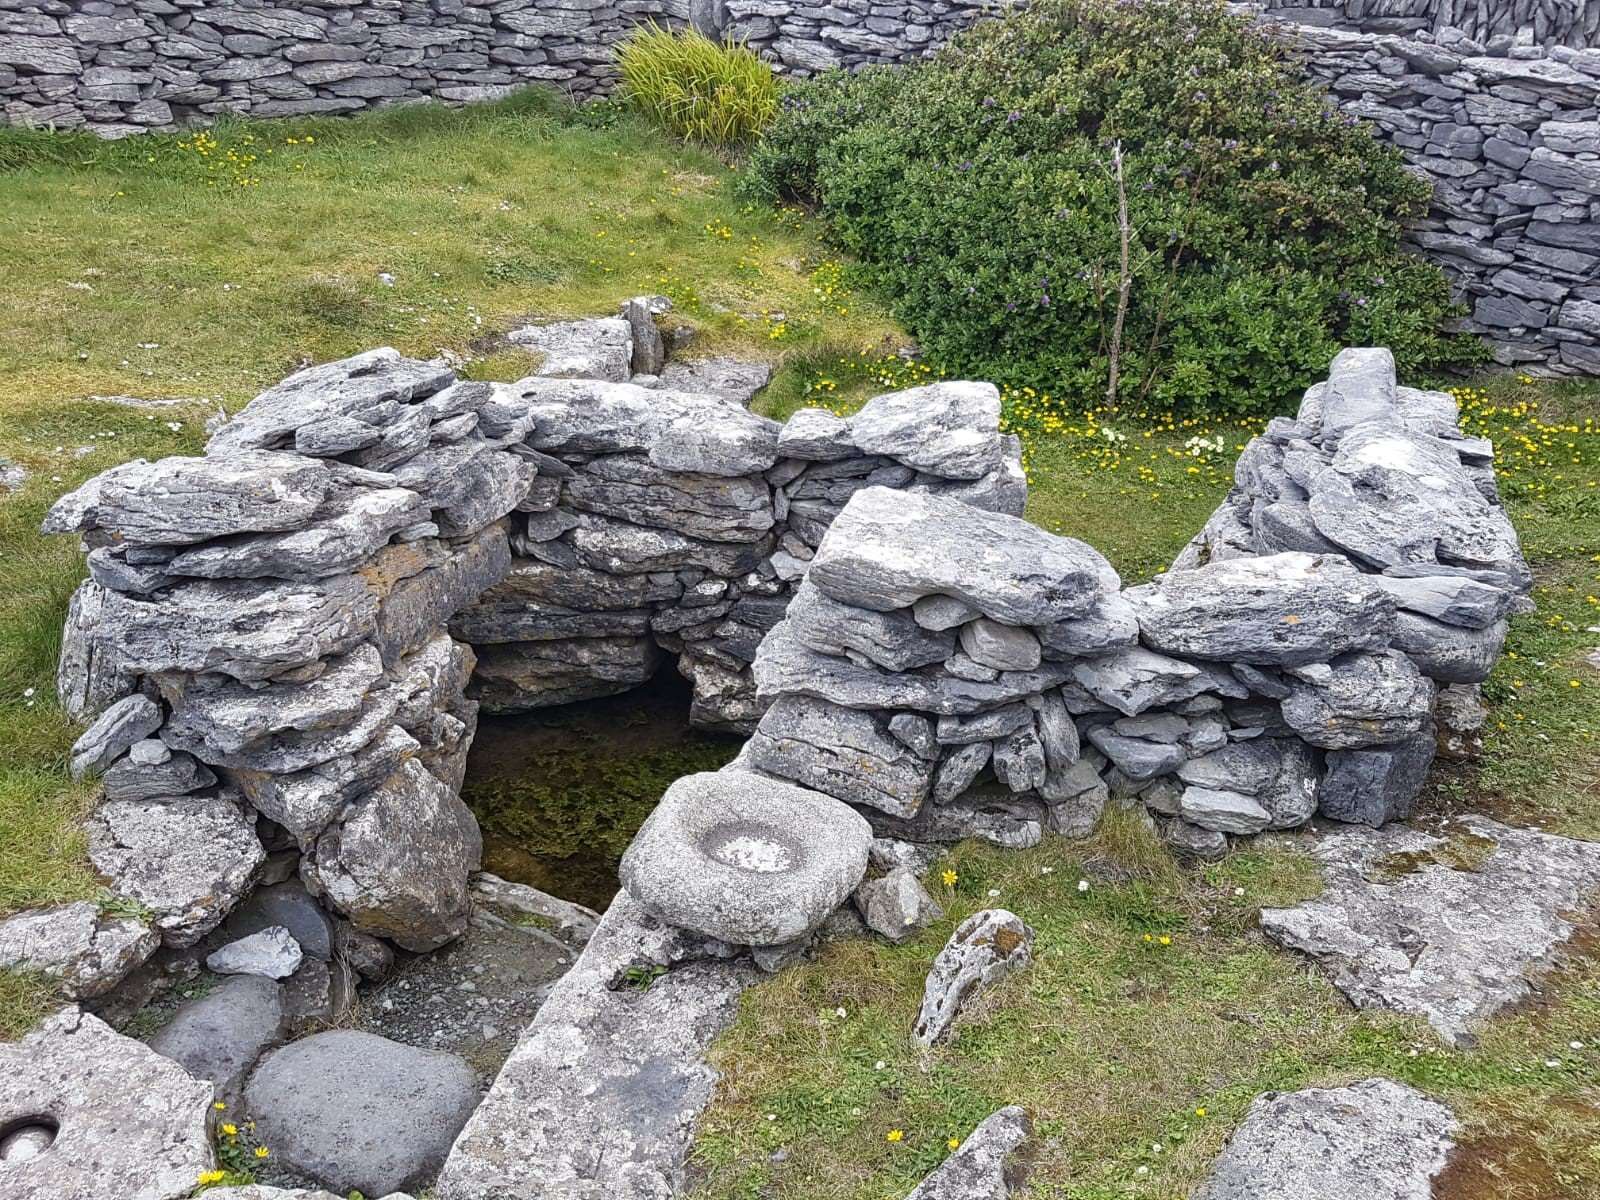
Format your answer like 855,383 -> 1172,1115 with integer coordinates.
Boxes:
459,671 -> 743,911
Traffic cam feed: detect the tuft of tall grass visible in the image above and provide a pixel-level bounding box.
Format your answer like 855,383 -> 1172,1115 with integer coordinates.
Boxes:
616,23 -> 778,147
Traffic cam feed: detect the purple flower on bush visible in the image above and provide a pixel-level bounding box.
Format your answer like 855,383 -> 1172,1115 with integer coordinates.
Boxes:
1007,110 -> 1022,123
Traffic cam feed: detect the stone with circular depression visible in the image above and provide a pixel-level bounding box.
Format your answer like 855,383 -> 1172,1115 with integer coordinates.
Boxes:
620,770 -> 873,946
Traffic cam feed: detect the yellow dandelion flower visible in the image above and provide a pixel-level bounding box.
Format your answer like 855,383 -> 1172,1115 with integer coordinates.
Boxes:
213,1101 -> 227,1111
255,1146 -> 270,1159
221,1123 -> 237,1137
886,1129 -> 904,1143
1195,1107 -> 1208,1117
197,1169 -> 226,1185
1159,935 -> 1172,946
940,869 -> 957,887
947,1136 -> 960,1150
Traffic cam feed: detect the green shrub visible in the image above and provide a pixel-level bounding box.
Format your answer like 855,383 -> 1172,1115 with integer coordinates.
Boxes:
617,23 -> 779,147
742,0 -> 1481,414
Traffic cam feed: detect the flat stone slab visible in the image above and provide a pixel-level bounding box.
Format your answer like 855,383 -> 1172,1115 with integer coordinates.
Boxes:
1191,1078 -> 1456,1200
243,1030 -> 478,1197
0,901 -> 157,998
1261,816 -> 1600,1045
0,1007 -> 214,1200
437,894 -> 754,1200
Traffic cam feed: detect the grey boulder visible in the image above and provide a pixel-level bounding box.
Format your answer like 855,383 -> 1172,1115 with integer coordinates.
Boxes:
1280,651 -> 1433,749
147,975 -> 286,1103
748,694 -> 935,817
1128,552 -> 1394,667
848,381 -> 1002,480
855,867 -> 944,943
244,1030 -> 479,1197
1319,731 -> 1435,826
808,487 -> 1118,626
904,1105 -> 1034,1199
0,901 -> 157,999
205,925 -> 303,979
509,316 -> 633,382
913,909 -> 1033,1046
1192,1078 -> 1454,1200
68,693 -> 162,780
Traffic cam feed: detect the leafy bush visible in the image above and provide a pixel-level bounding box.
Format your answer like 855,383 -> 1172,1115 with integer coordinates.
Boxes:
617,23 -> 779,147
742,0 -> 1480,414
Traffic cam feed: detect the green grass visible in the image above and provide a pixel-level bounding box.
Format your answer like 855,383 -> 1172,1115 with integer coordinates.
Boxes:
618,23 -> 779,147
2,86 -> 1600,1200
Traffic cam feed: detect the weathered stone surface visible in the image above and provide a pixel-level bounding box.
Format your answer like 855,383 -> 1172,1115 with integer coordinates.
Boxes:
656,356 -> 773,406
437,894 -> 753,1200
103,748 -> 216,801
43,451 -> 331,547
786,579 -> 954,671
101,574 -> 379,682
1130,553 -> 1394,666
855,867 -> 944,943
509,316 -> 633,381
1281,651 -> 1434,749
848,382 -> 1002,480
1372,572 -> 1514,628
1319,731 -> 1435,826
1086,727 -> 1185,781
1177,738 -> 1320,828
0,1008 -> 214,1199
0,901 -> 157,999
1179,785 -> 1272,834
960,617 -> 1041,672
621,769 -> 872,945
471,635 -> 662,711
1261,817 -> 1600,1045
245,1031 -> 478,1197
1317,346 -> 1397,440
1389,611 -> 1507,683
1192,1078 -> 1455,1200
164,485 -> 429,580
220,881 -> 336,962
205,925 -> 303,979
1068,647 -> 1208,716
904,1105 -> 1034,1200
808,487 -> 1117,625
308,758 -> 482,952
749,694 -> 935,816
914,909 -> 1033,1046
68,693 -> 162,779
87,792 -> 264,946
777,407 -> 856,459
562,452 -> 775,542
147,975 -> 285,1103
231,725 -> 418,846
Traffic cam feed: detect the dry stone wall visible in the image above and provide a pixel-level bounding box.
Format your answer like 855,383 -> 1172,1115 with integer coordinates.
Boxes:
743,347 -> 1531,860
42,306 -> 1021,959
1259,0 -> 1600,49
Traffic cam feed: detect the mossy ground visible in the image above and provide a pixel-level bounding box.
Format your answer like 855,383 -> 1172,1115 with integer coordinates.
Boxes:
0,89 -> 1598,1200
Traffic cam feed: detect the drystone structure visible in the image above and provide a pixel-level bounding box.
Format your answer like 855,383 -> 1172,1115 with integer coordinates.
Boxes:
41,308 -> 1021,960
1259,0 -> 1599,48
742,347 -> 1532,860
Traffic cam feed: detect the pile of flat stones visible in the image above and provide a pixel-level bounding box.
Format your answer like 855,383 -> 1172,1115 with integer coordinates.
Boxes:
744,347 -> 1531,860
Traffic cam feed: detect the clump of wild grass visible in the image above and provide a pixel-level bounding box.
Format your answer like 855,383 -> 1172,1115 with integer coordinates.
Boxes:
616,23 -> 778,147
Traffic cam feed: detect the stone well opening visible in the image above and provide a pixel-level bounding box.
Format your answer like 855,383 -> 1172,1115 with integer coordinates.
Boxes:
457,669 -> 741,911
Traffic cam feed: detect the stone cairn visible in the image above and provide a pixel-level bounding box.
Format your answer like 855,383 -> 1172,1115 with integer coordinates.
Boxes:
40,300 -> 1022,962
732,346 -> 1531,863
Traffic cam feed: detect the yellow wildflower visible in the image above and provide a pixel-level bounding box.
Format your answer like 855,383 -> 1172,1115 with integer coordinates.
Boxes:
940,869 -> 957,887
255,1147 -> 270,1159
947,1136 -> 960,1150
221,1123 -> 237,1137
886,1129 -> 904,1143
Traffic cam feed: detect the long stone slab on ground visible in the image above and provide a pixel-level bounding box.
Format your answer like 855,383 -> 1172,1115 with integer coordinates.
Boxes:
435,893 -> 755,1200
1261,816 -> 1600,1045
1190,1078 -> 1456,1200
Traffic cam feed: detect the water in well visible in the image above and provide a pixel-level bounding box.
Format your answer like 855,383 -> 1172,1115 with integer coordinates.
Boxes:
460,672 -> 744,912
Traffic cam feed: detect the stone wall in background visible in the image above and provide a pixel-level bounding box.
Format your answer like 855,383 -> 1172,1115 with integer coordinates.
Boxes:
1258,0 -> 1599,49
0,0 -> 1596,373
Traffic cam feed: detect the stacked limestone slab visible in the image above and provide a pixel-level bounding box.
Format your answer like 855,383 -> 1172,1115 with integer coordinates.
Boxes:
38,311 -> 1019,991
749,348 -> 1531,858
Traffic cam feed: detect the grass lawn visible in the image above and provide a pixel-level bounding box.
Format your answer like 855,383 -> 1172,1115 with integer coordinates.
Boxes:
2,90 -> 1599,1200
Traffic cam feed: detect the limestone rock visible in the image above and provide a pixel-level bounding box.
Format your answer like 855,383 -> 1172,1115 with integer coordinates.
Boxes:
777,407 -> 856,459
509,316 -> 633,381
1281,651 -> 1434,749
308,758 -> 482,952
87,792 -> 264,946
1260,817 -> 1600,1045
808,487 -> 1117,625
0,1007 -> 214,1200
1192,1078 -> 1455,1200
68,693 -> 162,780
471,636 -> 662,712
960,618 -> 1041,672
785,579 -> 954,671
1319,731 -> 1435,826
43,451 -> 331,547
904,1105 -> 1034,1199
620,770 -> 872,945
1177,738 -> 1320,828
244,1031 -> 479,1197
848,382 -> 1002,480
103,749 -> 216,802
147,975 -> 286,1103
913,909 -> 1033,1046
749,695 -> 935,817
0,901 -> 157,999
855,868 -> 944,943
205,925 -> 303,979
656,356 -> 773,406
1128,553 -> 1394,667
1178,786 -> 1272,835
